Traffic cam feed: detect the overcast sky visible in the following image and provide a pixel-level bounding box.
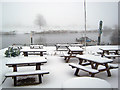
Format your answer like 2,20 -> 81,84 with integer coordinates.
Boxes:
1,0 -> 119,33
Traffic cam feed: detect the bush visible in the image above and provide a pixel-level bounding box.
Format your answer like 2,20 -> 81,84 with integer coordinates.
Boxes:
5,47 -> 21,57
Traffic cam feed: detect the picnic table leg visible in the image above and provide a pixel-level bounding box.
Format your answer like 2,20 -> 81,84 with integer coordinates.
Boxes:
101,50 -> 105,57
90,62 -> 95,69
105,63 -> 111,77
23,52 -> 28,56
38,75 -> 42,83
106,51 -> 109,55
66,52 -> 72,63
65,46 -> 69,50
79,58 -> 83,65
74,68 -> 80,76
90,73 -> 95,77
64,56 -> 68,60
94,63 -> 99,69
36,63 -> 41,70
115,50 -> 118,55
13,65 -> 17,86
36,63 -> 42,83
40,52 -> 43,56
68,49 -> 70,54
79,51 -> 83,55
56,46 -> 60,51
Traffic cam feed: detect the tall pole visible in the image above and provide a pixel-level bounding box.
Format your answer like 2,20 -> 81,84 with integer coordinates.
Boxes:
84,0 -> 87,50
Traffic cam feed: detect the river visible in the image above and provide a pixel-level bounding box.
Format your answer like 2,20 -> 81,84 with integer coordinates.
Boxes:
0,31 -> 113,49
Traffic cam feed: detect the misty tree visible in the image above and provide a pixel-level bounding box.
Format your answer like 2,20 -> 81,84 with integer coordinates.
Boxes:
34,14 -> 47,29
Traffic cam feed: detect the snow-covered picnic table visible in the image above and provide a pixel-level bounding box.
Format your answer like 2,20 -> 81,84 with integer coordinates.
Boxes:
55,43 -> 69,51
74,55 -> 116,77
65,47 -> 83,63
99,46 -> 120,57
6,57 -> 48,86
20,47 -> 47,56
55,43 -> 83,51
30,45 -> 43,49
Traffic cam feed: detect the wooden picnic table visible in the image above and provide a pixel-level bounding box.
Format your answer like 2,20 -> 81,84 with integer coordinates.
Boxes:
30,45 -> 43,49
20,47 -> 47,56
65,47 -> 83,63
55,43 -> 69,51
99,46 -> 120,57
6,57 -> 47,86
76,55 -> 113,77
55,43 -> 83,51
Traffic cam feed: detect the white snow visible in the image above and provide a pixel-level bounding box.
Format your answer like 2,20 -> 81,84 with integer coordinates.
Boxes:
62,77 -> 112,88
0,45 -> 119,89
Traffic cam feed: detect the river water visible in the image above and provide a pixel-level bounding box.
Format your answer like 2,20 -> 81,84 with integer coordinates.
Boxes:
0,31 -> 113,49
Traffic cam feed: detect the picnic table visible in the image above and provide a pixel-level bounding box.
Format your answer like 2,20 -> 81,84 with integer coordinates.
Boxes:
55,43 -> 69,51
30,45 -> 43,49
20,47 -> 47,56
62,77 -> 111,88
55,43 -> 83,51
74,55 -> 114,77
65,47 -> 83,63
6,57 -> 48,86
99,46 -> 120,57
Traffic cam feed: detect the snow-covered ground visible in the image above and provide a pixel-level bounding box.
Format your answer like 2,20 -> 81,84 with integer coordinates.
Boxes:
0,45 -> 119,89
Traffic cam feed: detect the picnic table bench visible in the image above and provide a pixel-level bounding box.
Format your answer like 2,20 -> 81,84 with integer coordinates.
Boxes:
104,54 -> 120,59
20,47 -> 47,56
5,70 -> 49,86
69,63 -> 99,77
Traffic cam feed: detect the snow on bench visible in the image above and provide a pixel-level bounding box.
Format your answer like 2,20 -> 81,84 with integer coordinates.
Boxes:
5,70 -> 49,77
5,70 -> 49,86
69,63 -> 99,77
97,50 -> 116,54
62,53 -> 77,61
105,54 -> 120,58
108,63 -> 119,69
97,50 -> 103,54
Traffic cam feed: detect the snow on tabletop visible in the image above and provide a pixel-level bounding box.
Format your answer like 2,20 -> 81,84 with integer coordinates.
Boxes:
76,54 -> 113,63
6,57 -> 47,65
68,47 -> 83,51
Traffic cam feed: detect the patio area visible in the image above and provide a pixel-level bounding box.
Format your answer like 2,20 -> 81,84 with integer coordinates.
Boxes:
0,45 -> 119,89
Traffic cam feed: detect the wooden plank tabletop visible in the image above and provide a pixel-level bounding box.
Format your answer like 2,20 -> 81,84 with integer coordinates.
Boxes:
76,55 -> 113,64
6,57 -> 47,65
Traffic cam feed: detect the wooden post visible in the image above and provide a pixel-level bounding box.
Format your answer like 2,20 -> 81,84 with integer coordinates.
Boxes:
98,21 -> 103,45
31,33 -> 33,45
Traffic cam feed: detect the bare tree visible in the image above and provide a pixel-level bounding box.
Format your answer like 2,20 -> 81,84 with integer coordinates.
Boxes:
34,14 -> 47,29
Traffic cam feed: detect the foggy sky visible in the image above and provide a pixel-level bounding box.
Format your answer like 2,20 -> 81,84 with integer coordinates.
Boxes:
1,1 -> 118,33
